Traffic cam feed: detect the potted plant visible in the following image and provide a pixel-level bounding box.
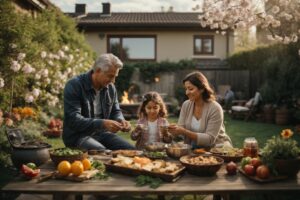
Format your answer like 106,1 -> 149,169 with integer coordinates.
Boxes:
261,129 -> 300,176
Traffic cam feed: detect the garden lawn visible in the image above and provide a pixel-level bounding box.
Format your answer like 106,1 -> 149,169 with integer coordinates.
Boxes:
46,114 -> 299,149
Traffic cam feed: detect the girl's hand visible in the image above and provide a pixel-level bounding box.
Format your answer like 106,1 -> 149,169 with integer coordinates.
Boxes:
168,124 -> 185,136
131,125 -> 143,140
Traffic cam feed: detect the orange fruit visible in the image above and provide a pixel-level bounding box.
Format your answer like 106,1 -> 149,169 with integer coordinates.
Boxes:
82,158 -> 91,171
71,161 -> 84,176
57,161 -> 71,176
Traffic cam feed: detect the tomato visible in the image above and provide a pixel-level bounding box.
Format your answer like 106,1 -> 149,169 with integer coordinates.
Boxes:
256,165 -> 270,179
21,164 -> 40,178
244,164 -> 255,176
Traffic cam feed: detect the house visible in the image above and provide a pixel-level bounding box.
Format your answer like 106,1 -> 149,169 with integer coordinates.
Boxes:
12,0 -> 55,17
67,3 -> 235,67
65,3 -> 246,104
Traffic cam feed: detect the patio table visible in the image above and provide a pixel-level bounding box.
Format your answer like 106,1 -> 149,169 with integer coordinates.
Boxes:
2,158 -> 300,200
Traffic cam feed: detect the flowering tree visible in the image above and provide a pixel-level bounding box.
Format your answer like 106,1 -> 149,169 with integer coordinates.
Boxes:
194,0 -> 300,52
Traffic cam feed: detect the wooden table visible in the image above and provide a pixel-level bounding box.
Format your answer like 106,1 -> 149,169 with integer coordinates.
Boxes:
2,160 -> 300,200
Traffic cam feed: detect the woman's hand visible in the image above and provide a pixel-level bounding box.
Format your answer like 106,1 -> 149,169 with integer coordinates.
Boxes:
168,124 -> 186,137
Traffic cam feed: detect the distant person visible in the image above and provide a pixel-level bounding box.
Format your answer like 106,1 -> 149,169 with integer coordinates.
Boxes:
168,71 -> 232,149
131,91 -> 172,149
63,53 -> 134,150
224,87 -> 235,111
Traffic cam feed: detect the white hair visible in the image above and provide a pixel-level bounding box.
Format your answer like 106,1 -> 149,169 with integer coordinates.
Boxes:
92,53 -> 123,72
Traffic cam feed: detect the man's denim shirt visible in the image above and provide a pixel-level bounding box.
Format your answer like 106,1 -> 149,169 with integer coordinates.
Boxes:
63,70 -> 124,147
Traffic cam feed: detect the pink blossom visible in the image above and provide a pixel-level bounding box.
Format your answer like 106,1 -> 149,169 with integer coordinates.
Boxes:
25,93 -> 34,103
41,69 -> 49,77
10,43 -> 17,49
22,63 -> 35,74
11,60 -> 21,72
58,50 -> 65,58
35,73 -> 41,80
0,78 -> 4,88
17,53 -> 26,61
41,51 -> 47,58
32,88 -> 40,97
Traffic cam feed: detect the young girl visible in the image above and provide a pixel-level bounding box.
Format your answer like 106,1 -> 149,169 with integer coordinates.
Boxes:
131,91 -> 172,149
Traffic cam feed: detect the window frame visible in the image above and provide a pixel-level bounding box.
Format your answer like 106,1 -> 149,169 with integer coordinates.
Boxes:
193,35 -> 214,55
107,35 -> 157,61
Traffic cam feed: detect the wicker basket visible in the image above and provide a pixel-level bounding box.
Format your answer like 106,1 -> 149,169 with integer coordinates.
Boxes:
49,148 -> 87,165
180,155 -> 224,176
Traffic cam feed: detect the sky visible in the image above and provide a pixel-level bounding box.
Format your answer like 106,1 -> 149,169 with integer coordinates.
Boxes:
49,0 -> 200,13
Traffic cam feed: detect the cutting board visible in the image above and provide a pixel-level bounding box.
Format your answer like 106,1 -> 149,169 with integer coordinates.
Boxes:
54,169 -> 99,182
38,169 -> 99,182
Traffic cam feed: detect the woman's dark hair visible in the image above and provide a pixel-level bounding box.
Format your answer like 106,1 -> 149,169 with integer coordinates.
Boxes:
183,71 -> 216,102
137,91 -> 168,119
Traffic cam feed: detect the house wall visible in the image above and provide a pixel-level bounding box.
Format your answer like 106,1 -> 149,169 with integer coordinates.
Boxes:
83,31 -> 235,61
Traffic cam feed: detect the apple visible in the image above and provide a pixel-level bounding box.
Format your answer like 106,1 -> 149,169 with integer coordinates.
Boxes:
256,165 -> 270,179
250,157 -> 262,169
241,156 -> 252,169
244,164 -> 255,176
226,161 -> 237,175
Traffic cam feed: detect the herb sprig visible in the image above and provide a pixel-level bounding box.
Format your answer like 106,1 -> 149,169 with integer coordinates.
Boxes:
135,175 -> 163,189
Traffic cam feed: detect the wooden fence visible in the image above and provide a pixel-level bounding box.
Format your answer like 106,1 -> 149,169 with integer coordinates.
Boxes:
130,69 -> 256,100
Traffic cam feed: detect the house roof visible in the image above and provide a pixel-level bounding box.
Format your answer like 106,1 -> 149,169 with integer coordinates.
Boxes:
22,0 -> 55,10
66,12 -> 212,30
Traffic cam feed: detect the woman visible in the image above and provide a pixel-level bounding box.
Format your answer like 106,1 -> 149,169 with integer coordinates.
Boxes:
168,71 -> 232,149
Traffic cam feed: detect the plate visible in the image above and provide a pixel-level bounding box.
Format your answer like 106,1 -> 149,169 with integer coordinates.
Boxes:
238,167 -> 288,183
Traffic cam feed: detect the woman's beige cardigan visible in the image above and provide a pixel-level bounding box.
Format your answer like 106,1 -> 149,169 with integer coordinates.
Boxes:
178,100 -> 232,147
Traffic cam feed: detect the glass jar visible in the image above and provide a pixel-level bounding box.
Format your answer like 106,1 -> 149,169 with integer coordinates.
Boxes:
243,137 -> 259,158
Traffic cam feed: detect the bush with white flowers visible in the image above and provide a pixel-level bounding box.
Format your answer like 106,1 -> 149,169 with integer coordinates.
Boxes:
0,0 -> 95,111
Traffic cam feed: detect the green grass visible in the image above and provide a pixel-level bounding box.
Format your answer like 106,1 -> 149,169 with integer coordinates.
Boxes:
46,114 -> 300,150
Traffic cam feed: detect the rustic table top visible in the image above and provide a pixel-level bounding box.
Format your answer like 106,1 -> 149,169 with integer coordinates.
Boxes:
2,158 -> 300,196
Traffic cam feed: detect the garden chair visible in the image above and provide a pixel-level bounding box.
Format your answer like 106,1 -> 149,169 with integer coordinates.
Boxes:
231,92 -> 262,121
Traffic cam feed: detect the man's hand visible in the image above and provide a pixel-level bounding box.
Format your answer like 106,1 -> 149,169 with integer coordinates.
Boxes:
103,120 -> 123,133
119,120 -> 132,132
168,124 -> 185,137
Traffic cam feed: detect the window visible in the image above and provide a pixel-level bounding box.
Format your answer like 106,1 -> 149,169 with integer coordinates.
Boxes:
107,36 -> 156,61
194,35 -> 214,55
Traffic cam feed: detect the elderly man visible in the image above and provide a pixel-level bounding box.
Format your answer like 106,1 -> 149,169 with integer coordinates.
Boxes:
63,53 -> 134,150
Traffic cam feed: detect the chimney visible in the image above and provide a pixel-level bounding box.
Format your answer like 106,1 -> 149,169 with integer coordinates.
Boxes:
75,4 -> 86,14
102,2 -> 111,16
